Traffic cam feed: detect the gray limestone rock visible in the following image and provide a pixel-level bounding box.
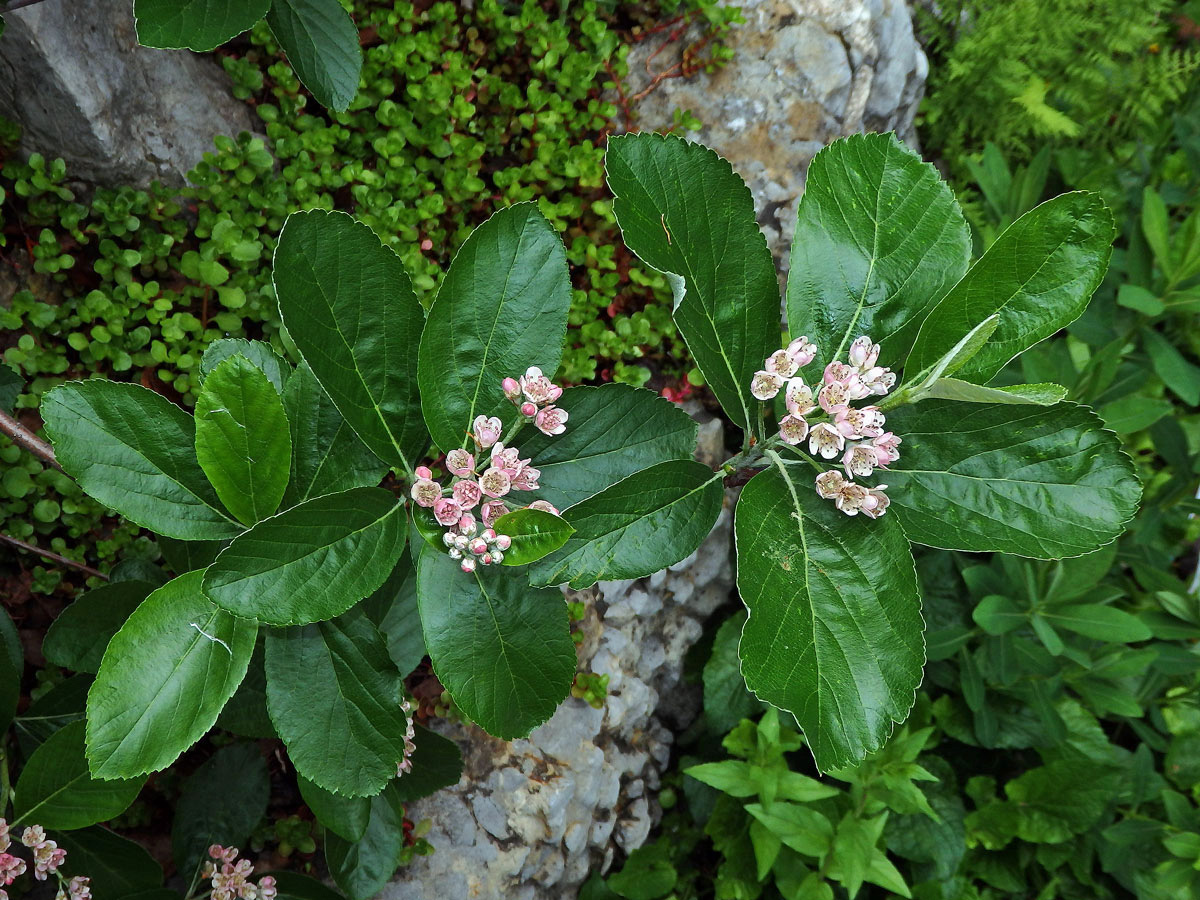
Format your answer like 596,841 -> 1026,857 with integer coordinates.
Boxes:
616,0 -> 928,268
0,0 -> 254,186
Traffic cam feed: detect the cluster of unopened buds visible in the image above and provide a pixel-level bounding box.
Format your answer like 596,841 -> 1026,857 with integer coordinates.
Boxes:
0,820 -> 87,900
410,367 -> 566,573
752,335 -> 902,519
396,697 -> 417,776
202,845 -> 277,900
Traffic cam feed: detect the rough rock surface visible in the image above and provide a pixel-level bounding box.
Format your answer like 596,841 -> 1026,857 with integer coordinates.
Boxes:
617,0 -> 928,267
0,0 -> 254,186
383,415 -> 733,900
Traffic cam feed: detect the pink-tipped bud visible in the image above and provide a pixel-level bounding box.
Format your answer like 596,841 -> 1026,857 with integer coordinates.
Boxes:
415,465 -> 433,481
458,513 -> 477,534
520,401 -> 538,418
469,538 -> 488,556
460,557 -> 477,573
481,553 -> 495,566
494,534 -> 512,551
502,377 -> 522,401
482,528 -> 497,542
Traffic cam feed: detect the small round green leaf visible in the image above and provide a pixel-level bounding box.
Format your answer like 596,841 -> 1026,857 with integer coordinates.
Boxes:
492,508 -> 574,566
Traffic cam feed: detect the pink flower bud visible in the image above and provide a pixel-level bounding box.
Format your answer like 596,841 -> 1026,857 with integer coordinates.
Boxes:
535,405 -> 568,436
479,467 -> 512,498
473,415 -> 504,449
502,377 -> 522,401
452,479 -> 482,509
458,513 -> 477,534
785,335 -> 817,368
445,448 -> 474,476
481,553 -> 495,565
460,556 -> 477,573
511,464 -> 541,492
848,335 -> 880,370
861,485 -> 891,519
433,497 -> 463,526
527,499 -> 559,515
415,466 -> 433,481
520,401 -> 538,418
482,528 -> 496,542
469,538 -> 488,555
493,534 -> 512,551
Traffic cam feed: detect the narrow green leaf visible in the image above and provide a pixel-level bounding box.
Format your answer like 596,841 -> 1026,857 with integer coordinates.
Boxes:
198,339 -> 290,394
172,744 -> 269,878
528,460 -> 723,589
1141,187 -> 1172,275
735,464 -> 924,771
492,508 -> 574,566
1143,329 -> 1200,406
884,401 -> 1141,559
744,802 -> 834,857
324,784 -> 405,900
14,720 -> 145,830
42,581 -> 155,674
202,488 -> 407,626
195,355 -> 292,526
417,549 -> 576,739
274,210 -> 425,468
1044,604 -> 1153,643
972,596 -> 1025,635
282,361 -> 387,508
54,827 -> 163,898
299,776 -> 370,842
265,608 -> 411,797
920,379 -> 1068,406
86,572 -> 257,779
41,381 -> 241,540
891,315 -> 999,404
908,192 -> 1114,382
786,133 -> 971,366
134,0 -> 270,51
417,203 -> 571,452
606,133 -> 779,436
266,0 -> 363,112
515,383 -> 699,510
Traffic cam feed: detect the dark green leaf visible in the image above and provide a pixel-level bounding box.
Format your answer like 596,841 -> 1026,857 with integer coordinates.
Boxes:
972,595 -> 1024,635
417,549 -> 575,739
14,720 -> 144,829
42,580 -> 155,674
134,0 -> 270,51
15,675 -> 89,756
265,607 -> 411,797
528,460 -> 723,589
885,401 -> 1141,558
0,361 -> 22,412
1043,604 -> 1153,642
158,536 -> 225,575
907,192 -> 1114,382
785,133 -> 971,367
417,203 -> 571,452
735,464 -> 923,771
41,381 -> 241,540
268,871 -> 347,900
217,643 -> 274,739
606,845 -> 677,900
362,554 -> 426,677
324,784 -> 405,900
702,612 -> 765,734
299,776 -> 371,842
198,339 -> 290,394
172,744 -> 269,878
492,508 -> 574,566
282,361 -> 387,508
266,0 -> 363,112
1100,394 -> 1173,434
390,725 -> 463,804
54,827 -> 163,898
0,652 -> 16,736
203,487 -> 407,626
516,383 -> 699,510
87,571 -> 257,778
194,356 -> 292,526
606,133 -> 779,436
1143,329 -> 1200,406
274,210 -> 425,468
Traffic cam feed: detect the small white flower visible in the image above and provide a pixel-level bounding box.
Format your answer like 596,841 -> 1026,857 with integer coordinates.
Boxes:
764,349 -> 799,378
818,381 -> 851,413
751,370 -> 786,401
785,335 -> 817,368
848,335 -> 880,370
861,485 -> 891,519
834,482 -> 871,516
778,415 -> 809,445
861,366 -> 896,396
842,443 -> 878,479
872,432 -> 902,466
785,379 -> 816,416
815,470 -> 846,499
808,422 -> 845,459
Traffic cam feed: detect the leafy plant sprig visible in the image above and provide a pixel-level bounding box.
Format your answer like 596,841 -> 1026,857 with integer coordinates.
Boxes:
29,132 -> 1138,836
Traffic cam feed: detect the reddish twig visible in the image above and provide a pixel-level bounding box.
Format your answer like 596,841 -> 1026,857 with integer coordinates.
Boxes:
0,533 -> 108,580
0,409 -> 61,471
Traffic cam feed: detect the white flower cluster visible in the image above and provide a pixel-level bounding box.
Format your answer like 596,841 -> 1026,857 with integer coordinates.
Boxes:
410,367 -> 565,573
752,335 -> 902,518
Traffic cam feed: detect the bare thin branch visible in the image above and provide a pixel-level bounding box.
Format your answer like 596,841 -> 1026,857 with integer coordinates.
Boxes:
0,409 -> 61,471
0,533 -> 108,581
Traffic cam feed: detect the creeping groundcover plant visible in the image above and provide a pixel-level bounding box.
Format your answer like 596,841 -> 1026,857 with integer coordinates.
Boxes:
33,132 -> 1139,832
